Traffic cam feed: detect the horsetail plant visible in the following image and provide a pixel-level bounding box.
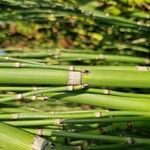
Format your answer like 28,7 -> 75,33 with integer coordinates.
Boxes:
0,0 -> 150,149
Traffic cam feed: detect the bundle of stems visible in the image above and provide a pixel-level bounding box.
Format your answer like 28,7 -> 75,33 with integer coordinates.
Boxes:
20,129 -> 150,145
1,91 -> 150,111
0,1 -> 150,149
0,85 -> 150,98
0,84 -> 149,148
0,58 -> 149,149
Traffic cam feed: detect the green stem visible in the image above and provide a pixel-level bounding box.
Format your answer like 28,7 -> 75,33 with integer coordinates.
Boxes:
0,122 -> 54,150
0,86 -> 68,103
0,68 -> 149,88
0,111 -> 149,120
46,92 -> 150,111
63,116 -> 150,124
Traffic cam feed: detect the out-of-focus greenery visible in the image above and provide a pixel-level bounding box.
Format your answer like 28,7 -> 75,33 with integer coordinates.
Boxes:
0,0 -> 149,55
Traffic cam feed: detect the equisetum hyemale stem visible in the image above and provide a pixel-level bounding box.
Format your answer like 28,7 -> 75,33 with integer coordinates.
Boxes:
0,66 -> 149,88
0,122 -> 55,150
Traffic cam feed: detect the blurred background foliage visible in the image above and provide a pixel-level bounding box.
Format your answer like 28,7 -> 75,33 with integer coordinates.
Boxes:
0,0 -> 149,56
